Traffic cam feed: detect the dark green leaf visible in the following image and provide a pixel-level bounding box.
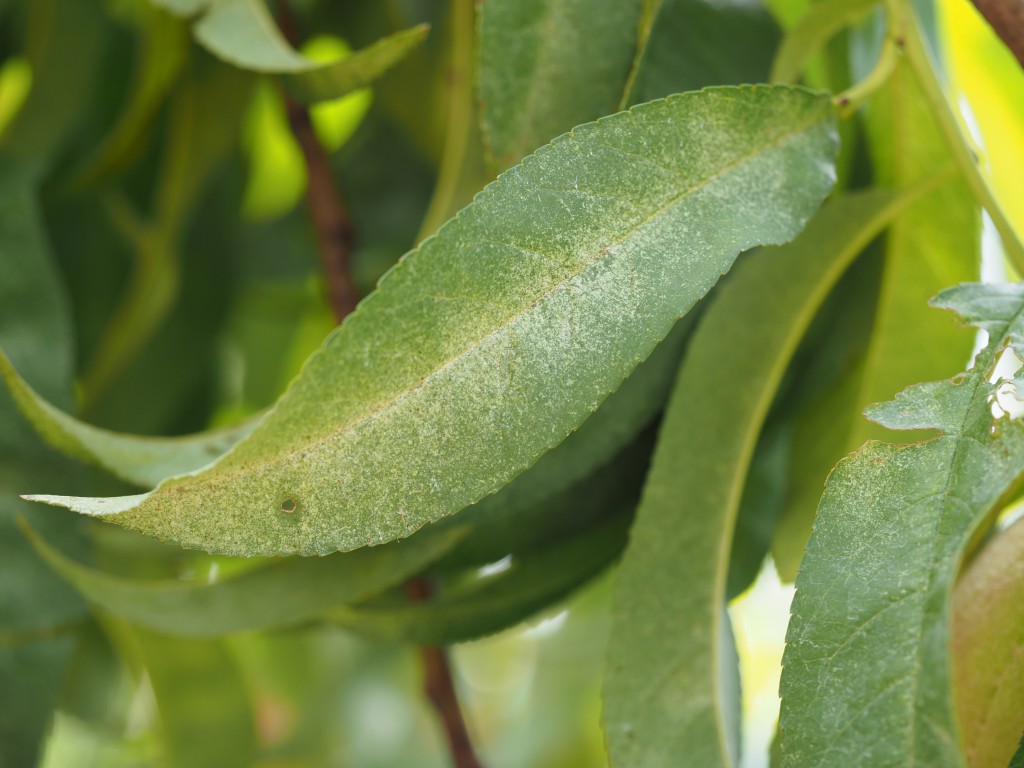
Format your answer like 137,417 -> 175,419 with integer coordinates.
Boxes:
771,245 -> 883,581
327,513 -> 630,645
0,113 -> 87,641
27,85 -> 838,556
1011,735 -> 1024,768
624,0 -> 780,107
437,418 -> 656,569
727,419 -> 790,600
478,0 -> 643,168
0,634 -> 77,768
80,66 -> 253,405
70,4 -> 188,187
21,518 -> 463,637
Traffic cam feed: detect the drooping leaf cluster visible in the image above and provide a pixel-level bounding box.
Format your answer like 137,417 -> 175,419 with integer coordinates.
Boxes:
1,0 -> 1023,765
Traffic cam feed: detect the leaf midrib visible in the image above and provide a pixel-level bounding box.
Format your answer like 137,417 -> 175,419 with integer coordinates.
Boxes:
167,104 -> 829,488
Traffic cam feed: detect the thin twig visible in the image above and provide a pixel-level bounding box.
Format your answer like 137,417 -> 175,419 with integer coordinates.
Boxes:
406,578 -> 484,768
277,0 -> 358,323
969,0 -> 1024,69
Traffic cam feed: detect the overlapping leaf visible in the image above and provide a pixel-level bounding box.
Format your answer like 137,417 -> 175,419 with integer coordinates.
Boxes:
603,186 -> 925,768
71,4 -> 188,187
26,86 -> 838,557
20,519 -> 462,637
773,50 -> 979,580
103,617 -> 254,768
1,350 -> 255,487
151,0 -> 428,102
780,283 -> 1024,767
0,0 -> 107,761
477,0 -> 643,169
328,513 -> 630,645
622,0 -> 780,108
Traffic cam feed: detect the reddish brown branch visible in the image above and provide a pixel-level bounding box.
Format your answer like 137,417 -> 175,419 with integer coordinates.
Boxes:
405,578 -> 485,768
970,0 -> 1024,69
285,101 -> 359,322
277,0 -> 358,323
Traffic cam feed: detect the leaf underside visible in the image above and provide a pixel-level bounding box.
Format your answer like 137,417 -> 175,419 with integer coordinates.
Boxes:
27,85 -> 838,557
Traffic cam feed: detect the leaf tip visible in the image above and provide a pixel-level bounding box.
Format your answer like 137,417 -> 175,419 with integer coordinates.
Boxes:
20,492 -> 148,517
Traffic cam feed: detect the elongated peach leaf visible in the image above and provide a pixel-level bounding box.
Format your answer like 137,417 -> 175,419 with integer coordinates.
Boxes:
26,86 -> 838,556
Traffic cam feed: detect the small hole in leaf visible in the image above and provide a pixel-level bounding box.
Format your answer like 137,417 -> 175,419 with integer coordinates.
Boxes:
280,498 -> 297,514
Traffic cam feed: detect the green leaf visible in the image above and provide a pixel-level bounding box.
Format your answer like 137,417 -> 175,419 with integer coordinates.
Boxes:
105,618 -> 254,768
0,0 -> 107,164
20,517 -> 462,637
283,24 -> 430,104
433,315 -> 690,567
477,0 -> 644,169
80,65 -> 253,406
727,419 -> 790,600
191,0 -> 310,72
0,122 -> 88,642
172,0 -> 427,100
438,417 -> 655,569
773,51 -> 979,577
150,0 -> 207,15
1012,735 -> 1024,768
1,349 -> 256,487
771,253 -> 883,581
779,283 -> 1024,767
0,633 -> 77,768
851,53 -> 979,452
770,0 -> 879,84
327,513 -> 630,645
28,86 -> 838,556
603,186 -> 916,768
70,4 -> 189,187
623,0 -> 780,108
952,516 -> 1024,768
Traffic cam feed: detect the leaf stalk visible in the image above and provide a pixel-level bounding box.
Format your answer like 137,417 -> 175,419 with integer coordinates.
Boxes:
832,34 -> 899,116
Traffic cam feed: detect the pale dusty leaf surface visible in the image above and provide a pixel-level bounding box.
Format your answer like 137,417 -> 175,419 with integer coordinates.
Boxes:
28,86 -> 838,556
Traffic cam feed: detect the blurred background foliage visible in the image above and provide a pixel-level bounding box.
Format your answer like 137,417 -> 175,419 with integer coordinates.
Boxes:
0,0 -> 1021,766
